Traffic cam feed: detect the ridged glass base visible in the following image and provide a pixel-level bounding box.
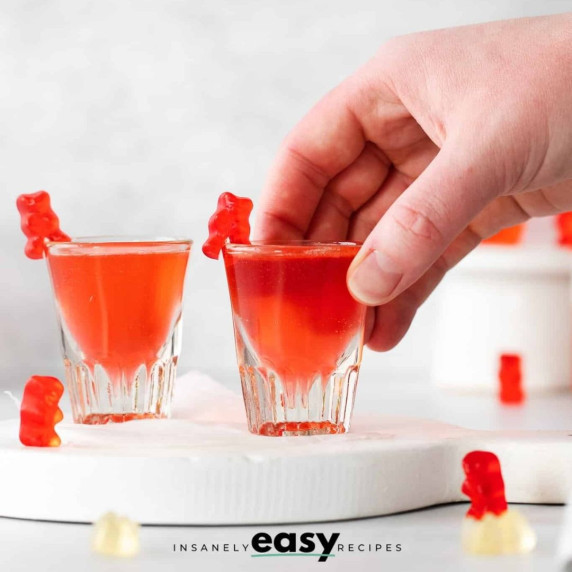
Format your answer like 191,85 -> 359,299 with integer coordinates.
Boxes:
59,317 -> 183,425
236,329 -> 362,436
257,421 -> 348,437
80,412 -> 165,425
64,357 -> 178,424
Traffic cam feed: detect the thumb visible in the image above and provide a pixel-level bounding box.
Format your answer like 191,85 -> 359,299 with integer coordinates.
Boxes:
347,145 -> 498,306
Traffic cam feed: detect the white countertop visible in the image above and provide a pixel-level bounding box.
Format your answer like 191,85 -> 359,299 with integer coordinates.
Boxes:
1,368 -> 570,572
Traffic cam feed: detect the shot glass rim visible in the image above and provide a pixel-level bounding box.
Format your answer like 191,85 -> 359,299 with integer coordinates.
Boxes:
223,239 -> 362,254
45,235 -> 193,253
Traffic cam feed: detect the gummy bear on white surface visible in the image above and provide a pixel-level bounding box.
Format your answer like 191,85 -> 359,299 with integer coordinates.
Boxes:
462,510 -> 537,555
92,511 -> 140,558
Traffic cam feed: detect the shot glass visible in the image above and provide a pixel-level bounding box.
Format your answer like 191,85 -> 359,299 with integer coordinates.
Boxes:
223,241 -> 366,436
45,237 -> 192,424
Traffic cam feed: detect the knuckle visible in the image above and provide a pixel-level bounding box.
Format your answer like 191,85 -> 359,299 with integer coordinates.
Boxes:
283,144 -> 331,189
322,188 -> 355,220
432,254 -> 451,277
390,203 -> 443,245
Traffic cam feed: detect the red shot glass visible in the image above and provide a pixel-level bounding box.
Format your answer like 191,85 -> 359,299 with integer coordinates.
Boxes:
223,241 -> 366,436
45,236 -> 192,424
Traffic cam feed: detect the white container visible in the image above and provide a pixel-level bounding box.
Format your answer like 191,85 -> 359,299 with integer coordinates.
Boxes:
431,246 -> 572,393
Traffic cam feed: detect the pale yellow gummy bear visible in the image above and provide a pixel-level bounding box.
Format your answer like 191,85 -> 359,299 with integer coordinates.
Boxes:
462,509 -> 537,555
92,511 -> 140,558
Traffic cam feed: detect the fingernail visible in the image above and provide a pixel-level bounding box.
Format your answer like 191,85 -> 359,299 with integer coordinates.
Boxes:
348,250 -> 402,305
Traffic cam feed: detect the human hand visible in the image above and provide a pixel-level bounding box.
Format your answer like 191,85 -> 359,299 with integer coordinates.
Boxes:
254,14 -> 572,351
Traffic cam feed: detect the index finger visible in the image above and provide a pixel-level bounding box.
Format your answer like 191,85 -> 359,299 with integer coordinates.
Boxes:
253,82 -> 367,240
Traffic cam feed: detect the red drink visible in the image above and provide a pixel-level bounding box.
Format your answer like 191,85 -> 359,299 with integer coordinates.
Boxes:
46,238 -> 191,424
223,242 -> 366,436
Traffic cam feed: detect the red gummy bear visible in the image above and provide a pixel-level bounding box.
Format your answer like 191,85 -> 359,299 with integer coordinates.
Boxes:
202,192 -> 254,259
462,451 -> 508,519
499,354 -> 524,405
556,213 -> 572,247
19,376 -> 64,447
16,191 -> 70,259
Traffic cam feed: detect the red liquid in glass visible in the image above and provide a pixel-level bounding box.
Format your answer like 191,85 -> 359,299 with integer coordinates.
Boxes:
224,243 -> 365,434
46,242 -> 190,423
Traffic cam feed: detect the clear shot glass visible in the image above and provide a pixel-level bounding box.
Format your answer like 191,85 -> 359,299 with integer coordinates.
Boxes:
223,241 -> 366,436
45,237 -> 192,424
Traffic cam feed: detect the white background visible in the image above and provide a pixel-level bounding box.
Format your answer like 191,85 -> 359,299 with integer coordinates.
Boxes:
0,0 -> 569,388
